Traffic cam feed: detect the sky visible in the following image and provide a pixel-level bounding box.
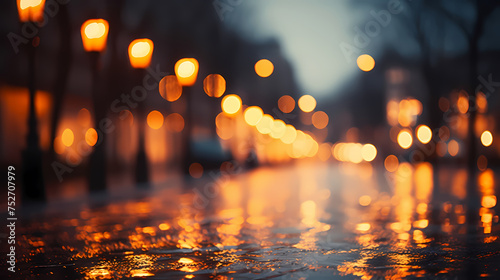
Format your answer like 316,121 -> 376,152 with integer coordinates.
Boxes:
224,1 -> 362,98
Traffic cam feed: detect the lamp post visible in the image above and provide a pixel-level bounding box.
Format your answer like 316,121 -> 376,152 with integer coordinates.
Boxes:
81,19 -> 109,191
17,0 -> 46,200
128,39 -> 154,185
174,58 -> 199,174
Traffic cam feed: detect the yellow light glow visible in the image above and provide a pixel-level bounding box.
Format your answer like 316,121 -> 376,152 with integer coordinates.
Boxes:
178,258 -> 194,264
147,110 -> 164,129
270,119 -> 286,139
359,195 -> 371,206
356,223 -> 371,232
174,58 -> 199,86
203,74 -> 226,98
221,94 -> 242,116
312,111 -> 329,129
361,144 -> 377,162
254,59 -> 274,78
85,128 -> 98,146
280,124 -> 297,144
448,140 -> 459,156
244,106 -> 263,126
81,19 -> 109,52
482,195 -> 497,208
481,131 -> 493,147
357,54 -> 375,72
416,125 -> 432,144
278,95 -> 295,113
298,95 -> 316,113
256,114 -> 274,134
397,130 -> 413,149
128,39 -> 154,68
17,0 -> 46,22
61,128 -> 74,147
457,95 -> 469,114
159,75 -> 182,102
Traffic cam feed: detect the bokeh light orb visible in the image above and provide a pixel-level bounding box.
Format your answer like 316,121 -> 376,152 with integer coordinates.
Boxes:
416,125 -> 432,144
481,130 -> 493,147
147,110 -> 164,129
397,130 -> 413,149
244,106 -> 263,126
298,95 -> 316,113
61,128 -> 74,147
255,59 -> 274,78
221,94 -> 242,115
357,54 -> 375,72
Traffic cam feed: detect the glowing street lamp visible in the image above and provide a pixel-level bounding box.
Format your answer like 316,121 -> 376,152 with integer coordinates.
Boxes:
174,58 -> 199,174
17,0 -> 47,200
128,39 -> 154,185
81,19 -> 109,192
128,39 -> 154,69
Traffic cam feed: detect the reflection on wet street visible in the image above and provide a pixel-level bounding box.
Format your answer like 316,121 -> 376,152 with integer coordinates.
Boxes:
6,161 -> 500,279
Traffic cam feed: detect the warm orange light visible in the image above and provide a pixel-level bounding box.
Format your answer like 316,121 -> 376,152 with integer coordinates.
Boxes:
53,137 -> 65,154
244,106 -> 263,126
481,130 -> 493,147
356,223 -> 371,232
189,163 -> 203,179
357,54 -> 375,72
85,128 -> 98,146
312,111 -> 329,129
256,114 -> 274,134
203,74 -> 226,98
361,144 -> 377,162
81,19 -> 109,52
61,128 -> 74,147
147,110 -> 164,129
482,195 -> 497,208
298,95 -> 316,113
270,119 -> 286,139
17,0 -> 46,22
165,113 -> 184,132
448,140 -> 459,156
280,125 -> 297,144
457,95 -> 469,114
416,125 -> 432,144
175,58 -> 199,86
359,195 -> 371,206
278,95 -> 295,113
159,75 -> 182,102
254,59 -> 274,78
128,39 -> 153,68
384,155 -> 399,172
221,94 -> 242,116
397,130 -> 413,149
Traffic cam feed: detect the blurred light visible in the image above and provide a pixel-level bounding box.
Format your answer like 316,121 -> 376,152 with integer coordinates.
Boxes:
278,95 -> 295,113
159,75 -> 182,102
189,163 -> 203,179
413,219 -> 428,229
244,106 -> 263,126
361,144 -> 377,162
298,95 -> 316,113
397,130 -> 412,149
128,39 -> 153,68
270,119 -> 286,139
359,195 -> 371,206
130,270 -> 154,277
482,196 -> 497,208
256,114 -> 274,134
175,58 -> 199,86
221,94 -> 242,116
85,128 -> 98,146
318,143 -> 331,161
81,19 -> 109,52
416,125 -> 432,144
438,97 -> 450,112
61,128 -> 74,147
280,124 -> 297,144
178,258 -> 194,264
457,94 -> 469,114
481,130 -> 493,147
439,126 -> 450,141
53,137 -> 65,154
203,74 -> 226,98
147,110 -> 164,129
477,155 -> 488,171
158,223 -> 170,230
476,92 -> 488,113
17,0 -> 46,22
254,59 -> 274,78
120,110 -> 134,126
448,140 -> 459,156
311,111 -> 329,129
77,108 -> 91,127
384,155 -> 399,172
165,113 -> 184,133
356,223 -> 371,232
356,54 -> 375,72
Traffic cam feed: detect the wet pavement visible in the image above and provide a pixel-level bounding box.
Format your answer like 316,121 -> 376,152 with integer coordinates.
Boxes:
2,161 -> 499,279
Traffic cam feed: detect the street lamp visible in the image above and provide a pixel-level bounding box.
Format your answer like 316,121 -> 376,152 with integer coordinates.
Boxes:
81,19 -> 109,192
128,39 -> 154,185
174,58 -> 199,174
17,0 -> 46,200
